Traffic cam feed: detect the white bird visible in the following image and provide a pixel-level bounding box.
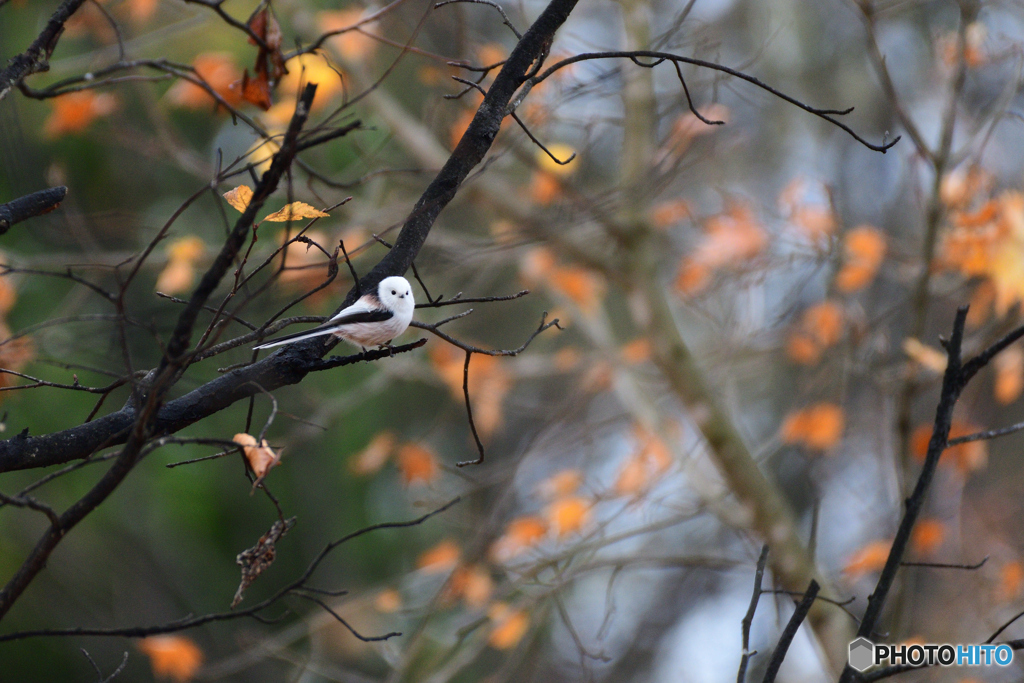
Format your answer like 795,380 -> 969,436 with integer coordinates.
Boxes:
254,275 -> 415,351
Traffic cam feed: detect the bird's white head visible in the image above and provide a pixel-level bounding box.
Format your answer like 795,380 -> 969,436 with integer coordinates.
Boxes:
377,276 -> 415,319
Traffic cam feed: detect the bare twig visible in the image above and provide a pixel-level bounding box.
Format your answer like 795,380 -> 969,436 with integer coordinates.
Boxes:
737,545 -> 769,683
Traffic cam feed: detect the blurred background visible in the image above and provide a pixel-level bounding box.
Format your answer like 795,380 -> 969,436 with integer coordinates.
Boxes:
2,0 -> 1024,680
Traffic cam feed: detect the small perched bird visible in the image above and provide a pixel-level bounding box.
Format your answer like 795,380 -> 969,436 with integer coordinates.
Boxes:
254,275 -> 415,351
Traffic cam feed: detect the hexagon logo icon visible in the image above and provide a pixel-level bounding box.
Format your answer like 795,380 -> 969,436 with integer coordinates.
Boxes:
849,637 -> 875,672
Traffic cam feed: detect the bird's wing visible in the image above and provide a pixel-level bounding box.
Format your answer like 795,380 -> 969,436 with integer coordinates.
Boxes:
328,293 -> 378,321
254,309 -> 393,350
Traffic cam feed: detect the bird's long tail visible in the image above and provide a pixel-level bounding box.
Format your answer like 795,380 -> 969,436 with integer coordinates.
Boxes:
254,323 -> 337,350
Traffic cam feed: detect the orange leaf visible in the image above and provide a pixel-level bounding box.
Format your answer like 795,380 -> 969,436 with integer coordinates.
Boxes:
940,165 -> 991,208
786,301 -> 844,365
318,9 -> 379,62
155,259 -> 195,295
0,322 -> 35,390
349,432 -> 396,475
780,403 -> 845,451
488,604 -> 530,649
263,202 -> 330,223
233,433 -> 281,480
792,205 -> 836,242
375,588 -> 402,613
528,171 -> 562,206
994,346 -> 1024,405
416,539 -> 460,573
138,635 -> 204,682
836,225 -> 886,292
240,70 -> 272,110
910,422 -> 988,473
967,281 -> 995,328
910,519 -> 945,556
166,53 -> 242,109
476,43 -> 506,68
545,496 -> 591,538
999,561 -> 1024,601
785,331 -> 822,365
449,106 -> 478,150
396,443 -> 439,485
844,540 -> 892,579
489,516 -> 548,562
0,276 -> 17,315
549,266 -> 605,314
223,186 -> 253,213
446,564 -> 493,608
537,470 -> 583,499
658,105 -> 730,160
650,199 -> 691,229
802,301 -> 844,347
621,338 -> 651,364
43,91 -> 117,138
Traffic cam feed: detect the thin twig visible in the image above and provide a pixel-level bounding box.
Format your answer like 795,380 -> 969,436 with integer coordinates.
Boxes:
737,545 -> 768,683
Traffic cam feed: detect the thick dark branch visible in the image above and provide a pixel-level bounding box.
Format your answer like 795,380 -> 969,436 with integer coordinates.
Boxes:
760,580 -> 819,683
0,0 -> 88,100
0,187 -> 66,234
837,307 -> 970,683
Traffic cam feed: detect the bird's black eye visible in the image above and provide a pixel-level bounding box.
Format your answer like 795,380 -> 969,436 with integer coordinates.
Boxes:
391,290 -> 396,295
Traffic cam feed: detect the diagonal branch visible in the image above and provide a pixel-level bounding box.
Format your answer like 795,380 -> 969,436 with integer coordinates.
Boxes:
0,0 -> 88,101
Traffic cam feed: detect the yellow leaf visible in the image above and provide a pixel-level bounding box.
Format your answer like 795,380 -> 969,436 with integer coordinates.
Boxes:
263,202 -> 330,223
536,144 -> 576,176
902,338 -> 948,374
223,186 -> 253,213
138,635 -> 204,682
416,539 -> 460,572
167,236 -> 206,263
488,603 -> 530,649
